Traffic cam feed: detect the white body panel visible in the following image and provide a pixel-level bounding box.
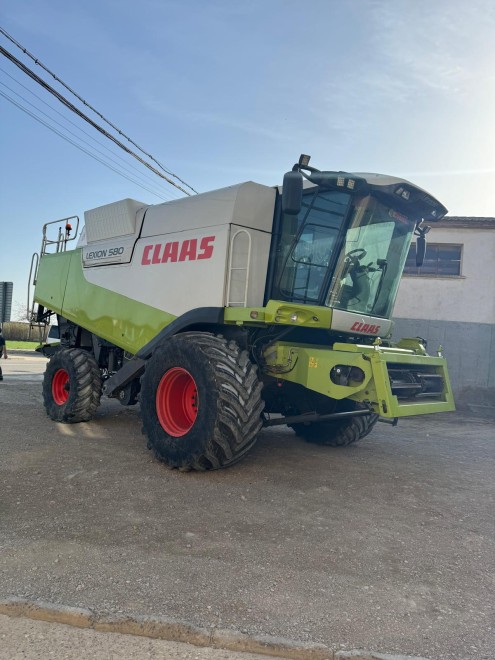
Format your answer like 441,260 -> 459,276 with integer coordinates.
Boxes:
79,183 -> 276,317
79,204 -> 147,266
84,224 -> 230,315
84,198 -> 146,242
142,182 -> 276,236
80,235 -> 138,266
331,309 -> 393,337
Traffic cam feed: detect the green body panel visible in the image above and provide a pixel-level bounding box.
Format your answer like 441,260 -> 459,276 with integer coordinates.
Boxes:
263,341 -> 455,417
34,251 -> 176,354
34,252 -> 72,312
224,301 -> 333,329
33,252 -> 70,313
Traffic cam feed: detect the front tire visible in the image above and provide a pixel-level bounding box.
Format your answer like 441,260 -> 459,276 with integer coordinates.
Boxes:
43,348 -> 102,422
291,404 -> 378,447
140,333 -> 264,471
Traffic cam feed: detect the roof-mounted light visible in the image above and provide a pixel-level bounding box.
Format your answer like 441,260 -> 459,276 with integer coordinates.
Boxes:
299,154 -> 311,167
395,186 -> 410,200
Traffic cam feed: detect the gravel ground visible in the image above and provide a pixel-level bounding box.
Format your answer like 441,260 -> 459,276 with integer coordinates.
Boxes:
0,354 -> 494,659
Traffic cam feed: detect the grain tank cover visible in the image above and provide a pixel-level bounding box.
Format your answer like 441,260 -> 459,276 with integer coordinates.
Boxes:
79,198 -> 147,267
141,183 -> 275,237
84,198 -> 146,243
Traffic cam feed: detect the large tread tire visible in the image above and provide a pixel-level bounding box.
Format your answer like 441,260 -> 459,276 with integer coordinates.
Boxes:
140,332 -> 264,471
43,348 -> 102,423
291,406 -> 379,447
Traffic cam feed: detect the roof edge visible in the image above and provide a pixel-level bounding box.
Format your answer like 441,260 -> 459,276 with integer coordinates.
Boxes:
434,216 -> 495,228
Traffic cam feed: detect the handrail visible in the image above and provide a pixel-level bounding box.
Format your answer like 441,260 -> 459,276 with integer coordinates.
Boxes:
26,252 -> 39,321
27,215 -> 80,326
41,215 -> 80,256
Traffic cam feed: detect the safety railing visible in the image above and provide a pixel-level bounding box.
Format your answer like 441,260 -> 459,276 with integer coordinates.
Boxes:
40,215 -> 80,256
26,215 -> 80,337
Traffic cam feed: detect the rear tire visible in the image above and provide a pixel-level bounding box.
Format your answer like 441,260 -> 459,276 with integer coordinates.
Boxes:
291,404 -> 378,447
140,332 -> 264,471
43,348 -> 102,423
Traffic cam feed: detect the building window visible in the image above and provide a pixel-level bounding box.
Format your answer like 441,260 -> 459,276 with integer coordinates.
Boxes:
404,243 -> 462,276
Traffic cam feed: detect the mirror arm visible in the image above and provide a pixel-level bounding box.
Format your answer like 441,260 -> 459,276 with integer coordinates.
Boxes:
414,220 -> 431,238
414,221 -> 431,267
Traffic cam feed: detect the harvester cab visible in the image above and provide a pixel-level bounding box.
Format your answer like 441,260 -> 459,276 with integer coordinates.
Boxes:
267,154 -> 446,335
30,156 -> 455,472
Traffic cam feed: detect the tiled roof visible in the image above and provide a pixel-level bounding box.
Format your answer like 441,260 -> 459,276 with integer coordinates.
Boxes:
434,216 -> 495,228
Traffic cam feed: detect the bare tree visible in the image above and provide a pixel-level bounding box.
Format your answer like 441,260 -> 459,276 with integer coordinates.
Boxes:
12,301 -> 29,322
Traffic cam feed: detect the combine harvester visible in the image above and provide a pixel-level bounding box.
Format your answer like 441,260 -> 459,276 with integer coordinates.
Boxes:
29,155 -> 454,470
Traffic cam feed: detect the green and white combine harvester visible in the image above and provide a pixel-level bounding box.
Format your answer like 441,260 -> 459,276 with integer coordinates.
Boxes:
31,155 -> 455,470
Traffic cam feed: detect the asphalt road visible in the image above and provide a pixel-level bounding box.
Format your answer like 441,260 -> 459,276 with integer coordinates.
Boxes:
1,352 -> 494,659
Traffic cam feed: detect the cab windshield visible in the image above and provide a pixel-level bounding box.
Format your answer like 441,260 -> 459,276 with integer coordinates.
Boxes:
271,189 -> 415,319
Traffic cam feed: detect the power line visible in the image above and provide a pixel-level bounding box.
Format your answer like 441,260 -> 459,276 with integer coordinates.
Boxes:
0,27 -> 197,195
0,69 -> 181,201
0,66 -> 182,199
0,88 -> 177,202
0,43 -> 194,197
0,87 -> 174,202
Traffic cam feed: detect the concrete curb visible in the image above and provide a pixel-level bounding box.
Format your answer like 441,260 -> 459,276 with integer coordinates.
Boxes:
0,598 -> 430,660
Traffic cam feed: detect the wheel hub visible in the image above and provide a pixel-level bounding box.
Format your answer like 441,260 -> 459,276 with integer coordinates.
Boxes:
52,368 -> 70,405
156,367 -> 198,437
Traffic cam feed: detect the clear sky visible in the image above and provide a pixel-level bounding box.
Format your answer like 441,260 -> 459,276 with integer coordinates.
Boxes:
1,0 -> 494,315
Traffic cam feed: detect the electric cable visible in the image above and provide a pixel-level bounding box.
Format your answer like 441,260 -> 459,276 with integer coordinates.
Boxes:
0,43 -> 193,196
0,66 -> 182,200
0,76 -> 180,201
0,88 -> 177,202
0,26 -> 197,194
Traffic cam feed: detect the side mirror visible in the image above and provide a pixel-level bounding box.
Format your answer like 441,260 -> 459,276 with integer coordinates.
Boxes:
282,171 -> 303,215
416,234 -> 426,267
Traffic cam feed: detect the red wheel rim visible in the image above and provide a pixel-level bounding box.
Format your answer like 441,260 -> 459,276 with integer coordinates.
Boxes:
52,368 -> 70,405
156,367 -> 198,437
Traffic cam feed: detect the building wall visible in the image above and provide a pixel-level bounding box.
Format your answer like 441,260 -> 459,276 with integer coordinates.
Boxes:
394,227 -> 495,323
392,225 -> 495,415
391,317 -> 495,414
